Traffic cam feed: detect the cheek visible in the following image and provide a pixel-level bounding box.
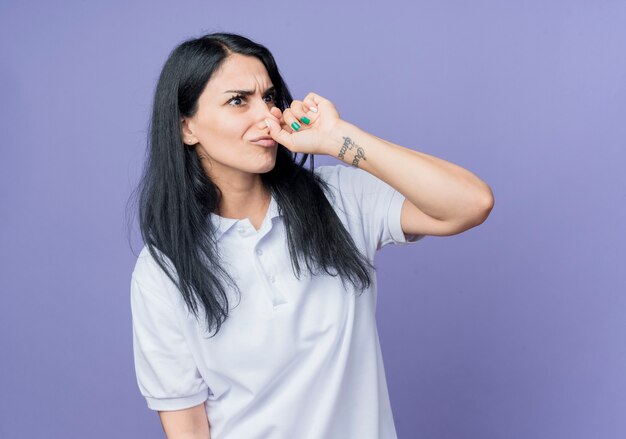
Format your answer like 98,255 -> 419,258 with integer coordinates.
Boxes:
199,115 -> 247,146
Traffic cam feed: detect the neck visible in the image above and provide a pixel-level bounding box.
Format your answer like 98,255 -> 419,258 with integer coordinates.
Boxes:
198,151 -> 271,228
211,172 -> 270,224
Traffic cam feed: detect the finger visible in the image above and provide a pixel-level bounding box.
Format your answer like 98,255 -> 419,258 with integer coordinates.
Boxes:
266,107 -> 291,135
265,118 -> 295,149
299,97 -> 318,116
304,102 -> 318,116
303,92 -> 326,112
270,106 -> 283,120
270,106 -> 294,133
302,101 -> 319,121
256,113 -> 283,131
270,107 -> 292,133
304,92 -> 325,105
304,102 -> 318,115
287,100 -> 316,126
282,107 -> 304,132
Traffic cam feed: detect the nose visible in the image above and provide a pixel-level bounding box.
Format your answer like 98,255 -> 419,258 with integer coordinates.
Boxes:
251,96 -> 275,122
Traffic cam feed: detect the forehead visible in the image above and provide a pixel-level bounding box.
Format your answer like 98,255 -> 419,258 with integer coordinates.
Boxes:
206,54 -> 271,91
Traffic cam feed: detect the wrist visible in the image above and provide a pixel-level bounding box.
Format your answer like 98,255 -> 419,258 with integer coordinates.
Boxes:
321,119 -> 360,157
324,120 -> 371,168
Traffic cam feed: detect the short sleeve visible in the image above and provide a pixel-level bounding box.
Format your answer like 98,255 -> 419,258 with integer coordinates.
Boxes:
130,268 -> 209,411
316,165 -> 425,252
386,189 -> 427,248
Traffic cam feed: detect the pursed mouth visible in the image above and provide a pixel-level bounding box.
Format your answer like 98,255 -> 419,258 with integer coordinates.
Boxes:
250,137 -> 277,147
250,136 -> 274,142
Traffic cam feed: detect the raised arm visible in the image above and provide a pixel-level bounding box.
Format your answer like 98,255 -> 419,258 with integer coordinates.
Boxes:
265,92 -> 495,237
159,403 -> 211,439
322,119 -> 494,237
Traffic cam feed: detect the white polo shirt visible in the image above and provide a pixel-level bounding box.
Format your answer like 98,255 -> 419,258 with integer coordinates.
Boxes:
131,164 -> 425,439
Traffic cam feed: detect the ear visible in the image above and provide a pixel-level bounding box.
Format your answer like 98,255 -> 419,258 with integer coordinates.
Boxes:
180,118 -> 198,146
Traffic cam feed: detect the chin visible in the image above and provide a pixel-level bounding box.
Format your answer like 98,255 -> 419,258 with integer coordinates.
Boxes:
255,150 -> 277,173
257,160 -> 277,174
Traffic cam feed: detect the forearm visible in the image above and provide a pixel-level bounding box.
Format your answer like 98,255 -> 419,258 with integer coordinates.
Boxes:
325,120 -> 494,223
167,434 -> 210,439
159,403 -> 211,439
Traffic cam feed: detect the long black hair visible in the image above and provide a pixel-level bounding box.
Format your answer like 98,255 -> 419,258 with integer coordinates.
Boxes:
128,32 -> 374,337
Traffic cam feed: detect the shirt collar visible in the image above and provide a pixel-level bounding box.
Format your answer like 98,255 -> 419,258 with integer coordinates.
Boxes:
210,194 -> 280,240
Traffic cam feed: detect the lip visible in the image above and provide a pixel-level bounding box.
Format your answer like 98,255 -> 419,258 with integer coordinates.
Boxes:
249,136 -> 277,147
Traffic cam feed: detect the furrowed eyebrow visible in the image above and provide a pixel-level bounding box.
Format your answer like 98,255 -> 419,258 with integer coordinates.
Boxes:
223,86 -> 276,96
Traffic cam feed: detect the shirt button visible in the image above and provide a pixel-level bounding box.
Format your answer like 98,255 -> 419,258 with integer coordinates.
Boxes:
256,249 -> 263,256
237,226 -> 245,234
269,276 -> 276,284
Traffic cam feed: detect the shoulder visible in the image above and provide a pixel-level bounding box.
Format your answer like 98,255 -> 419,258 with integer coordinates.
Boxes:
133,245 -> 167,279
313,164 -> 368,194
313,164 -> 393,199
131,245 -> 180,303
313,164 -> 354,182
313,164 -> 338,178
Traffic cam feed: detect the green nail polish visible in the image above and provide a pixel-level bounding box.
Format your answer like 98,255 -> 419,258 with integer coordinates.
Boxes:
301,116 -> 310,125
291,121 -> 301,131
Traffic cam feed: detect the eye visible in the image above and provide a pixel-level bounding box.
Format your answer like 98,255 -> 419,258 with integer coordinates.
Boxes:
227,94 -> 246,107
263,92 -> 276,103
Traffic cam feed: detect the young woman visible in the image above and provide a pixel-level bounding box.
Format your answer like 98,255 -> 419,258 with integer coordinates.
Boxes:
130,32 -> 494,439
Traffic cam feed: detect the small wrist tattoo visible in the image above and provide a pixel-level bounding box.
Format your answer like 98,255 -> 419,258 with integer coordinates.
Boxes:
338,136 -> 367,168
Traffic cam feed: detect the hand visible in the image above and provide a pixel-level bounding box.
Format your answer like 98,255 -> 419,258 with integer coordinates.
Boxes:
264,92 -> 341,156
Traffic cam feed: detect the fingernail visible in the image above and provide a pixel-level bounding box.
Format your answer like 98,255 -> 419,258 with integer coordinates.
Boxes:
291,121 -> 301,131
264,119 -> 271,129
301,116 -> 310,125
309,106 -> 318,113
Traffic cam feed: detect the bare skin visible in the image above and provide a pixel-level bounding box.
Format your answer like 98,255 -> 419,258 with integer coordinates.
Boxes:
182,53 -> 493,238
172,53 -> 493,437
159,402 -> 210,439
181,54 -> 280,230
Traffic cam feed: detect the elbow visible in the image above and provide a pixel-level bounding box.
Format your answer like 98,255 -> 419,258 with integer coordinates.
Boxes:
472,187 -> 495,226
432,187 -> 495,236
483,185 -> 495,214
458,187 -> 495,232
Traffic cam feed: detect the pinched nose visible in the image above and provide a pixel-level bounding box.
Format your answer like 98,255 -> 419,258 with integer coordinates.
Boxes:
269,106 -> 282,118
257,107 -> 281,129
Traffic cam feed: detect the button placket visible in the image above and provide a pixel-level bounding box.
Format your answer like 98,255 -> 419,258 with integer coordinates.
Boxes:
257,247 -> 275,284
252,237 -> 286,307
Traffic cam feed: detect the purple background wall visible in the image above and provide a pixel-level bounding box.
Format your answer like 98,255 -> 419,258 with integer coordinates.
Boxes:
1,0 -> 624,438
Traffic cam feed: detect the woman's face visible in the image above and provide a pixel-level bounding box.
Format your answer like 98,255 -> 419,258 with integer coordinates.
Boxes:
181,53 -> 279,183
